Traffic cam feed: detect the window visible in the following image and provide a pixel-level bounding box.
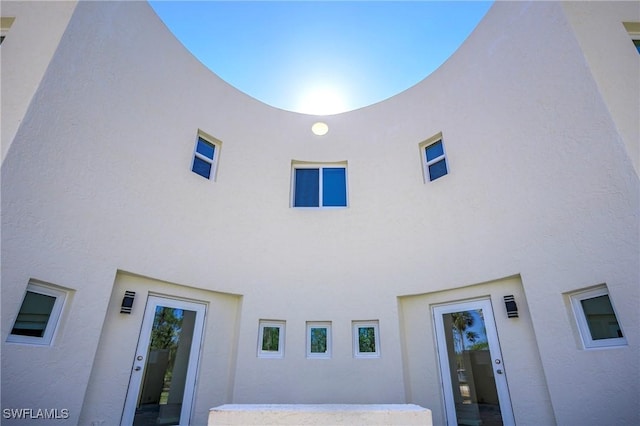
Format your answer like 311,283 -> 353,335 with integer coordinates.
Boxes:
0,17 -> 15,45
306,322 -> 332,359
7,281 -> 67,345
420,133 -> 448,182
257,320 -> 285,358
292,162 -> 347,207
352,320 -> 380,358
570,286 -> 626,349
623,22 -> 640,54
191,131 -> 221,180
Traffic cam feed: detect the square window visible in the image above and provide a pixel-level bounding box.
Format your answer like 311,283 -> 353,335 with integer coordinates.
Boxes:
306,322 -> 332,359
623,22 -> 640,54
569,286 -> 626,349
0,17 -> 15,45
292,162 -> 347,207
7,282 -> 67,345
353,321 -> 380,358
420,134 -> 448,182
191,132 -> 221,180
257,320 -> 285,358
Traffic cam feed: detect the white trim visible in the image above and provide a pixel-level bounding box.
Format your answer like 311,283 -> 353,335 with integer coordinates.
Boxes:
7,281 -> 67,346
257,320 -> 285,358
306,321 -> 332,359
569,286 -> 627,349
291,161 -> 348,208
352,320 -> 380,358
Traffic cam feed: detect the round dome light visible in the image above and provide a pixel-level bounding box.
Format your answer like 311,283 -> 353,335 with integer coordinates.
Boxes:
311,122 -> 329,136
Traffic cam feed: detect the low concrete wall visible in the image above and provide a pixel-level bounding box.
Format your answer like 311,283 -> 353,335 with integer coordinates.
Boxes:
209,404 -> 432,425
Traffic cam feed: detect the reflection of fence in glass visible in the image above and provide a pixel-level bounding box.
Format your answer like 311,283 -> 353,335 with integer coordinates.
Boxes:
358,327 -> 376,353
310,327 -> 327,353
262,327 -> 280,351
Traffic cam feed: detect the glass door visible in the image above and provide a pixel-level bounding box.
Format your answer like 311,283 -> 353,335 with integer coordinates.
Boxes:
122,296 -> 206,426
433,299 -> 514,426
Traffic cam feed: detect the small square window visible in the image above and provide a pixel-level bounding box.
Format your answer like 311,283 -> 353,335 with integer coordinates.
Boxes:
420,134 -> 448,182
7,281 -> 67,345
257,320 -> 285,358
353,320 -> 380,358
306,322 -> 332,359
191,132 -> 221,180
292,162 -> 348,207
569,286 -> 626,349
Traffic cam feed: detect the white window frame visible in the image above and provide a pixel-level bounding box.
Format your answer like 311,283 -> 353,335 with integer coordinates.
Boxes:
306,321 -> 332,359
419,133 -> 448,182
191,130 -> 221,180
7,281 -> 67,346
569,286 -> 627,349
352,320 -> 380,358
291,161 -> 348,208
257,320 -> 285,358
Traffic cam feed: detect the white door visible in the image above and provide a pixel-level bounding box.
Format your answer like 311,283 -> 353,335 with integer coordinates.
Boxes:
433,299 -> 514,426
122,296 -> 206,426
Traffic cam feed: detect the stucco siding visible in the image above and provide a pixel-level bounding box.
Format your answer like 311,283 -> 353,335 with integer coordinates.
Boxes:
1,1 -> 638,425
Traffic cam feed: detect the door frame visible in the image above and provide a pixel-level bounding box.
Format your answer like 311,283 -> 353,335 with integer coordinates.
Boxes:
121,294 -> 207,426
433,298 -> 515,426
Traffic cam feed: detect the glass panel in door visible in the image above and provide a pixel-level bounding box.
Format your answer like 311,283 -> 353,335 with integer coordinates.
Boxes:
434,299 -> 514,426
122,296 -> 205,426
134,306 -> 195,425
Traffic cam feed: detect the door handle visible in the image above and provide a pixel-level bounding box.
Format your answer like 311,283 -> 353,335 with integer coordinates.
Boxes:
134,366 -> 142,371
496,369 -> 503,374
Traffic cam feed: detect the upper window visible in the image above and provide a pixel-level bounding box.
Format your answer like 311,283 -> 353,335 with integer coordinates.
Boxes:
191,131 -> 221,180
306,321 -> 332,359
0,17 -> 15,45
569,286 -> 626,349
292,162 -> 347,207
7,281 -> 68,345
257,320 -> 285,358
352,320 -> 380,358
420,133 -> 448,182
623,22 -> 640,54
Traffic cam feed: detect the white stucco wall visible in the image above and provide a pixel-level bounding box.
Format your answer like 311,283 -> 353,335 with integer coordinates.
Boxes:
562,1 -> 640,175
0,1 -> 78,164
1,1 -> 638,425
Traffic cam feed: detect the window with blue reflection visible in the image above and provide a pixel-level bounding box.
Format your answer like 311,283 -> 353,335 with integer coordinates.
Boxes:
196,137 -> 215,160
322,168 -> 347,206
429,160 -> 448,181
191,136 -> 219,179
293,166 -> 347,207
192,157 -> 212,179
426,140 -> 444,162
294,168 -> 320,207
424,139 -> 448,181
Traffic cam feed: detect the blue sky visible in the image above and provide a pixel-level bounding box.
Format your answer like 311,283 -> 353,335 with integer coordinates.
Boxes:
149,1 -> 493,115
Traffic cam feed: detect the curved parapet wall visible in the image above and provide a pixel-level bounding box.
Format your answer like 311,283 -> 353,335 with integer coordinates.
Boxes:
1,2 -> 638,426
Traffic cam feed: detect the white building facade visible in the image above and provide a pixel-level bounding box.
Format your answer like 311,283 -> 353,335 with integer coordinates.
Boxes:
1,1 -> 638,425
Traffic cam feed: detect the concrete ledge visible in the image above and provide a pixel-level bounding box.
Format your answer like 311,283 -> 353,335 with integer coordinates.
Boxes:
209,404 -> 432,425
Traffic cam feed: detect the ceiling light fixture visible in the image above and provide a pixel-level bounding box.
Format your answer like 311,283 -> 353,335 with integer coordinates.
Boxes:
311,122 -> 329,136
